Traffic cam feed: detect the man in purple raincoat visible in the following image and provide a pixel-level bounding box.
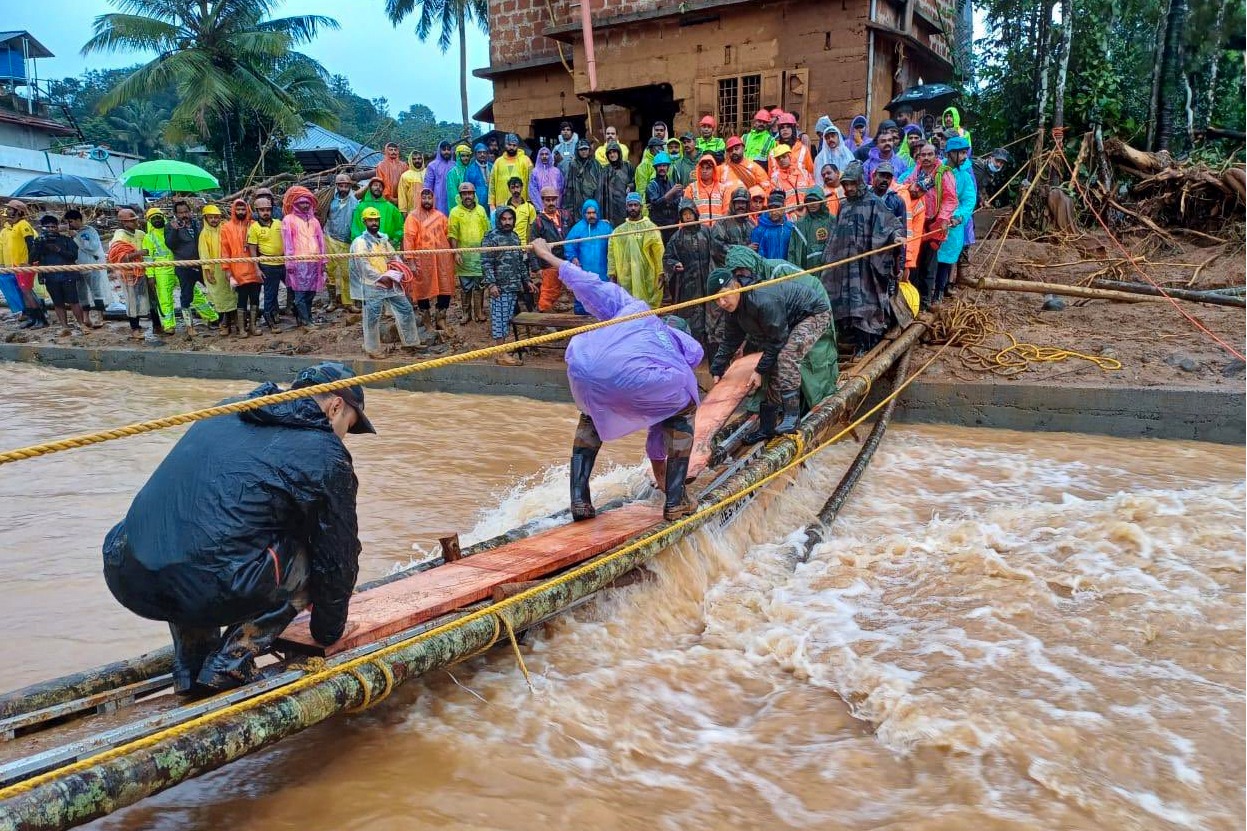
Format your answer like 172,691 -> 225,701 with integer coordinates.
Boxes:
531,238 -> 701,522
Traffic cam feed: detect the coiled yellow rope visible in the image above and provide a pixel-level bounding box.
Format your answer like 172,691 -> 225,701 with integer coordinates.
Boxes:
0,333 -> 950,802
929,298 -> 1122,375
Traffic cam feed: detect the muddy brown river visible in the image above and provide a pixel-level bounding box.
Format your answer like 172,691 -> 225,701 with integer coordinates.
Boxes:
0,364 -> 1242,830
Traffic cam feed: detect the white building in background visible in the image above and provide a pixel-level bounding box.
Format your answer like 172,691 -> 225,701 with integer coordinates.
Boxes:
0,31 -> 145,206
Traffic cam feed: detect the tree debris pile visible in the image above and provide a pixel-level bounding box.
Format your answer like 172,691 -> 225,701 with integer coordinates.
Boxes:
1092,136 -> 1245,235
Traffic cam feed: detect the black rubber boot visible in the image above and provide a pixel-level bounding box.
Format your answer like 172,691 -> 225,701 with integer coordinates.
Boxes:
197,601 -> 301,691
662,451 -> 696,521
169,622 -> 220,696
742,404 -> 779,444
775,392 -> 802,435
570,444 -> 599,521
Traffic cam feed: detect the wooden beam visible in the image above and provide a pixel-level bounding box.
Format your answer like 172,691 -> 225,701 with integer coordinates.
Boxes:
277,504 -> 663,656
689,353 -> 761,480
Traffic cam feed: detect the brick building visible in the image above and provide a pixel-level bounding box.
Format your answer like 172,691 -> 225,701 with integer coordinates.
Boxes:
474,0 -> 968,154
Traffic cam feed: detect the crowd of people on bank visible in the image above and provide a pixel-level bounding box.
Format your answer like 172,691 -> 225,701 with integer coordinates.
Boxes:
0,104 -> 1011,363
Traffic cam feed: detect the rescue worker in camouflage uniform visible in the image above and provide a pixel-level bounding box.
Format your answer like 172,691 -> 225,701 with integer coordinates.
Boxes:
706,263 -> 833,442
481,205 -> 538,366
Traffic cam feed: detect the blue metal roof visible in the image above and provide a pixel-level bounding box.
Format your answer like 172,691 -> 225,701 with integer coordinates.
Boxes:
0,32 -> 54,59
288,122 -> 382,171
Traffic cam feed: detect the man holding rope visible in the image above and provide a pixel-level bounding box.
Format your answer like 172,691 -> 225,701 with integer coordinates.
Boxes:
103,361 -> 373,695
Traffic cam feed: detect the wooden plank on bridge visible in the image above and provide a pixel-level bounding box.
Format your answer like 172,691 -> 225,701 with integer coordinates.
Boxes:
279,356 -> 759,657
277,504 -> 663,656
688,353 -> 761,480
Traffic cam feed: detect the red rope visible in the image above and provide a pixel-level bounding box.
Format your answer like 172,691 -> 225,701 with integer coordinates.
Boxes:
1056,152 -> 1245,361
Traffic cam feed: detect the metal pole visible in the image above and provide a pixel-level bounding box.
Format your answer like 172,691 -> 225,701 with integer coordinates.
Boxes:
580,0 -> 598,92
21,37 -> 31,114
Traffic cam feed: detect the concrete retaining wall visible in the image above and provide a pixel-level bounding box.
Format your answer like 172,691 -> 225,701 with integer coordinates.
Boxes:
3,344 -> 1243,444
882,381 -> 1244,445
0,343 -> 573,403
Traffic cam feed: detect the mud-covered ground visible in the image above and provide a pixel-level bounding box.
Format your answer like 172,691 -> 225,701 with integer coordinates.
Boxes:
911,234 -> 1244,389
2,233 -> 1242,388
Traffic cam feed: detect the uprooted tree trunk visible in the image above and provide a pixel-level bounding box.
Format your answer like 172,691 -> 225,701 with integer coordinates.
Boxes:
1099,138 -> 1244,231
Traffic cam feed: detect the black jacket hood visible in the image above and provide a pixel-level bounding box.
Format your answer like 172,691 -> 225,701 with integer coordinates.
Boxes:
238,383 -> 336,433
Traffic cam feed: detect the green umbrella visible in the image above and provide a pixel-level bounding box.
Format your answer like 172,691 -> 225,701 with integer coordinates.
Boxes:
120,159 -> 219,193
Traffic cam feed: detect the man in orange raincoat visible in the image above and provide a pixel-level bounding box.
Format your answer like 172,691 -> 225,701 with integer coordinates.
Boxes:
683,154 -> 730,225
769,145 -> 815,207
719,136 -> 772,195
375,142 -> 409,204
220,199 -> 263,336
402,185 -> 457,337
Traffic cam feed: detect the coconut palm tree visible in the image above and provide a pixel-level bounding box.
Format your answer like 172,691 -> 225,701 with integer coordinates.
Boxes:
384,0 -> 489,136
82,0 -> 339,189
105,101 -> 171,159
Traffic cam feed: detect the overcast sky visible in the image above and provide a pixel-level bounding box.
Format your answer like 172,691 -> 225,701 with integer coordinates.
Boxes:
6,1 -> 493,123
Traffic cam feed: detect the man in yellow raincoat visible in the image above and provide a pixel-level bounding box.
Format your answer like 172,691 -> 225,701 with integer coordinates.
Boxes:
197,204 -> 239,336
607,191 -> 664,307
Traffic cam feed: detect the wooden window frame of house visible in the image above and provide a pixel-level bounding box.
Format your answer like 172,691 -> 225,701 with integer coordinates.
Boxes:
697,68 -> 810,136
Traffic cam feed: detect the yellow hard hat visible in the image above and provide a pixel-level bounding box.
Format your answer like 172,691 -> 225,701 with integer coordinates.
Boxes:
201,204 -> 222,216
899,281 -> 919,316
361,207 -> 381,220
774,144 -> 793,156
144,206 -> 164,219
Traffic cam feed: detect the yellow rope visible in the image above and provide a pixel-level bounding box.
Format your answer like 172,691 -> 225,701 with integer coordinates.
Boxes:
0,230 -> 931,468
499,614 -> 533,691
344,668 -> 374,713
0,335 -> 947,802
929,298 -> 1122,375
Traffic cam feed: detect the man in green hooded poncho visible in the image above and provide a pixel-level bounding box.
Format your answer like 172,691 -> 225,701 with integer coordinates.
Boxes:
351,176 -> 404,243
788,187 -> 835,273
711,245 -> 839,441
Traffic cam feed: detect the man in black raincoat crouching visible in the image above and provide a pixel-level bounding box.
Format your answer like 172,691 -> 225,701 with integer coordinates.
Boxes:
103,362 -> 374,694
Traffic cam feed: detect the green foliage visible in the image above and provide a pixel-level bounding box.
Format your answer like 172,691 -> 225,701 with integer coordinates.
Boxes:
966,0 -> 1245,154
81,0 -> 340,188
328,75 -> 479,153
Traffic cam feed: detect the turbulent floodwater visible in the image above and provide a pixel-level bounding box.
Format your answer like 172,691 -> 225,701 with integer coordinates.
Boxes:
0,364 -> 1242,831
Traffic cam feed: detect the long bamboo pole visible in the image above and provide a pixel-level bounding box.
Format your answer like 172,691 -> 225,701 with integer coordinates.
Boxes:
0,321 -> 929,831
0,507 -> 594,721
1090,278 -> 1246,308
971,275 -> 1157,303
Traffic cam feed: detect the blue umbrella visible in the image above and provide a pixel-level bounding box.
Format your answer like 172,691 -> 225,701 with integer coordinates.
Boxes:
11,173 -> 115,199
